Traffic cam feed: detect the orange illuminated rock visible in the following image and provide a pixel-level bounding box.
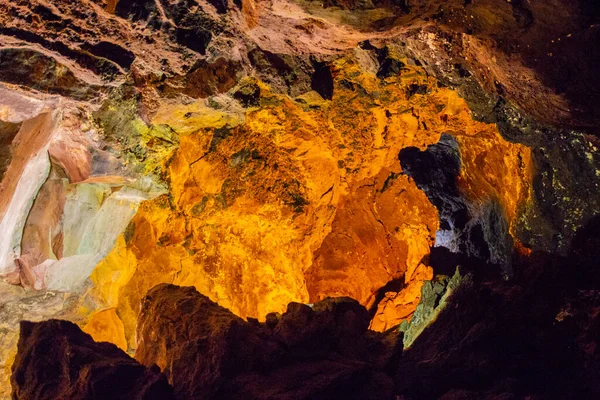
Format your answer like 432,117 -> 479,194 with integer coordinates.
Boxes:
306,171 -> 438,309
1,1 -> 598,398
454,130 -> 532,233
85,54 -> 533,345
82,308 -> 128,351
369,263 -> 433,332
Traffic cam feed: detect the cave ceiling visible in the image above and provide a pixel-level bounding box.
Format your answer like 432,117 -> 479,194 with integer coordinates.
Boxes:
0,1 -> 599,399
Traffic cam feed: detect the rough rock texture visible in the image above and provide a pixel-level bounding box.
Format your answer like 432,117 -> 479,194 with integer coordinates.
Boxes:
0,281 -> 88,399
9,270 -> 600,399
136,283 -> 397,400
0,0 -> 600,398
395,250 -> 600,399
10,319 -> 174,400
400,267 -> 465,349
87,52 -> 533,347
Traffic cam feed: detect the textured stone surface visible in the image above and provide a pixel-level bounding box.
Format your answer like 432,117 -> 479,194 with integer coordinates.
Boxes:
0,0 -> 599,398
0,113 -> 55,277
394,249 -> 600,399
399,267 -> 465,348
87,52 -> 536,348
136,283 -> 397,400
0,282 -> 78,399
10,262 -> 597,399
11,319 -> 174,400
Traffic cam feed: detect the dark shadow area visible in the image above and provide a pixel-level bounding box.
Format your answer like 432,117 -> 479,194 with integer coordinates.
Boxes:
396,219 -> 600,399
207,0 -> 229,14
311,60 -> 334,100
114,0 -> 157,21
399,134 -> 511,276
86,42 -> 136,70
568,215 -> 600,290
175,28 -> 212,55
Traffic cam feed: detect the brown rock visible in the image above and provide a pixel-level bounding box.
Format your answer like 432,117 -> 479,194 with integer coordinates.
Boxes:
0,120 -> 20,182
136,283 -> 397,400
0,49 -> 100,100
136,284 -> 282,399
163,58 -> 242,99
222,359 -> 393,400
11,319 -> 174,400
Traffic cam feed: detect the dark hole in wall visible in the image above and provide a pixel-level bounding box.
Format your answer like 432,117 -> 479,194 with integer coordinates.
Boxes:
175,28 -> 212,55
400,134 -> 512,273
207,0 -> 229,14
114,0 -> 157,21
399,134 -> 463,220
233,82 -> 261,108
86,42 -> 136,70
377,58 -> 404,79
32,5 -> 61,22
406,83 -> 428,99
311,61 -> 334,100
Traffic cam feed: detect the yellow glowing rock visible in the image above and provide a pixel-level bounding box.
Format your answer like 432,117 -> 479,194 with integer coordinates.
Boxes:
306,170 -> 438,309
456,129 -> 532,226
0,343 -> 16,400
90,235 -> 138,308
151,100 -> 243,136
173,204 -> 310,318
82,308 -> 128,351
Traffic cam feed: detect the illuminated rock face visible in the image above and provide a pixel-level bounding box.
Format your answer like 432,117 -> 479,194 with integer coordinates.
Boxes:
0,46 -> 534,377
84,54 -> 534,344
1,0 -> 600,398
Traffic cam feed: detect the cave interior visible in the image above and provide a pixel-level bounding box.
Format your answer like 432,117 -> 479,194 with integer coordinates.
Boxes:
0,0 -> 600,399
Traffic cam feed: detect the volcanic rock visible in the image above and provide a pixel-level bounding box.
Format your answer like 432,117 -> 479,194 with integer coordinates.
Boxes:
136,283 -> 398,400
10,319 -> 174,400
1,0 -> 600,398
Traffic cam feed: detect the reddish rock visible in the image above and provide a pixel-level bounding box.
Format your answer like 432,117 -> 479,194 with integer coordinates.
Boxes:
11,319 -> 174,400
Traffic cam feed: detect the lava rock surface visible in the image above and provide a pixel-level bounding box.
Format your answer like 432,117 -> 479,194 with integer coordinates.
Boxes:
135,284 -> 398,400
10,319 -> 174,400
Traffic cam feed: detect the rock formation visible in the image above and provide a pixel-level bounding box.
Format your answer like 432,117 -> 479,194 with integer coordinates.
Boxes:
11,274 -> 600,399
0,0 -> 599,399
136,283 -> 397,399
11,319 -> 174,400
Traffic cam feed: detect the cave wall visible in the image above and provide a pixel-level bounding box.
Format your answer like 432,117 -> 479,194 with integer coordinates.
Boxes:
0,0 -> 599,399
